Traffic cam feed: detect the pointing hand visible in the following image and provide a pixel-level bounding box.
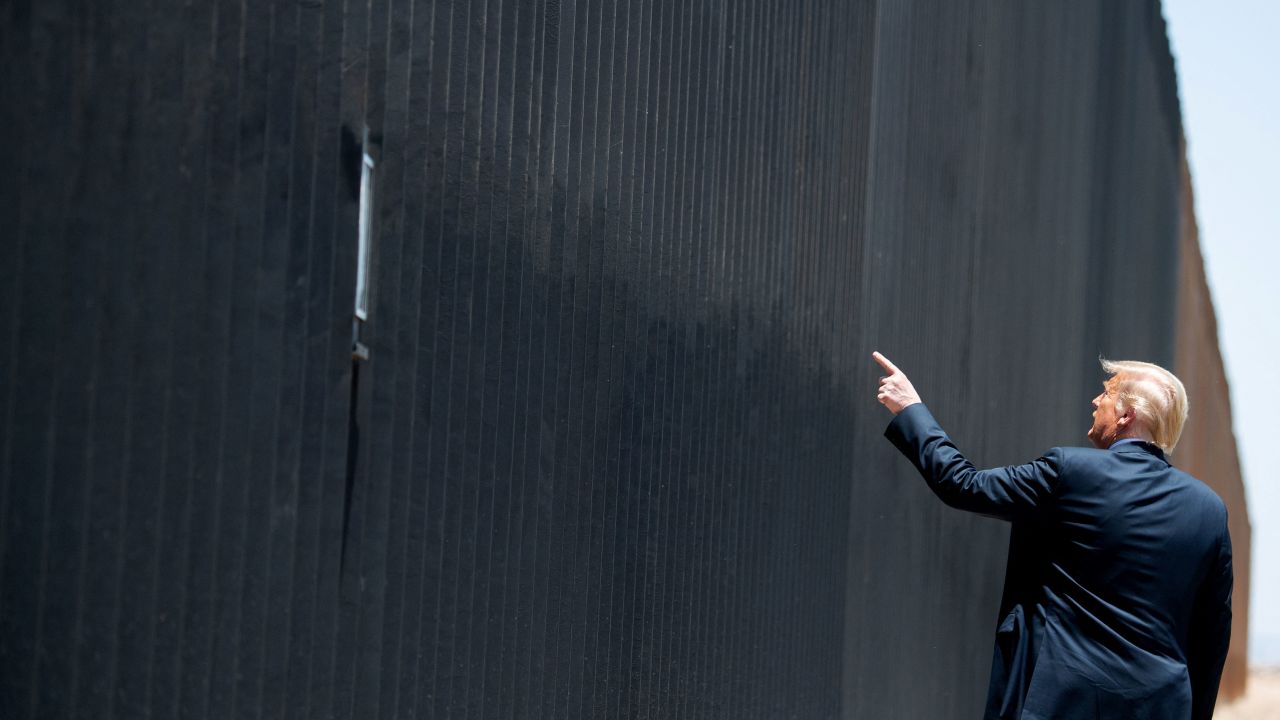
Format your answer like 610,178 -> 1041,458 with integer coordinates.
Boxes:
873,351 -> 922,415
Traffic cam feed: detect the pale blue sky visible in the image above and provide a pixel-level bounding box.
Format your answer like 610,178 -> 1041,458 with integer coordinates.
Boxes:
1164,0 -> 1280,665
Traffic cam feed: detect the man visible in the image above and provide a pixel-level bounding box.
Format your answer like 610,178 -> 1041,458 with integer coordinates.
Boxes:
873,351 -> 1232,720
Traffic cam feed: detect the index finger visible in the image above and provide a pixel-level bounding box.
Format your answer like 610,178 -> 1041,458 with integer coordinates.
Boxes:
871,351 -> 900,375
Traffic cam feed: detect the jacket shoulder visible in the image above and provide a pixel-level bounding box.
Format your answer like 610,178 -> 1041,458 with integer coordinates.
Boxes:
1049,446 -> 1228,514
1172,467 -> 1230,516
1040,445 -> 1110,473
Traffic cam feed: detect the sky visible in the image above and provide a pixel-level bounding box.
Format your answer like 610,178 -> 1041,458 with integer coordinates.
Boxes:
1163,0 -> 1280,666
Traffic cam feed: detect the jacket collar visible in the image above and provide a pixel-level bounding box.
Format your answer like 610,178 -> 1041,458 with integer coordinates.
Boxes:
1110,439 -> 1168,464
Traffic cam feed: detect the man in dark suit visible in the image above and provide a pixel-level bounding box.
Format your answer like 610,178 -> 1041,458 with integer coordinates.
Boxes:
872,352 -> 1232,720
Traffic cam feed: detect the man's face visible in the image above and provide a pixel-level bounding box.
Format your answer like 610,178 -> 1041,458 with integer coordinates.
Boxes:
1087,374 -> 1126,449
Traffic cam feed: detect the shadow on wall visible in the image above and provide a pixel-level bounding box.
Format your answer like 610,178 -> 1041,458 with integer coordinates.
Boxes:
350,182 -> 865,716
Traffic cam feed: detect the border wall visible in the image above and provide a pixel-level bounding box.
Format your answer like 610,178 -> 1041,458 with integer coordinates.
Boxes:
0,0 -> 1247,717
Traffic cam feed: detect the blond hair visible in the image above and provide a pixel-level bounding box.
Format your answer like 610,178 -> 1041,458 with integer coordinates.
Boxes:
1099,359 -> 1189,453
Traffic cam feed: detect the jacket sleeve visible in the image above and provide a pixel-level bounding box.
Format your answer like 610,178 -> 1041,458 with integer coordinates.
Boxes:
1188,521 -> 1233,720
883,403 -> 1059,522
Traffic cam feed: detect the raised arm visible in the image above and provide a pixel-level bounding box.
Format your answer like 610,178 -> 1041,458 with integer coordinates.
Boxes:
873,352 -> 1058,521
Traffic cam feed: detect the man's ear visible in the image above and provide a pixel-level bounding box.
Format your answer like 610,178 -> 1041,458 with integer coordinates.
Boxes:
1117,407 -> 1136,428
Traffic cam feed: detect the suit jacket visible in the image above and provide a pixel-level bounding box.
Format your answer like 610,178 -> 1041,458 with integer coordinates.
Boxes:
885,404 -> 1232,720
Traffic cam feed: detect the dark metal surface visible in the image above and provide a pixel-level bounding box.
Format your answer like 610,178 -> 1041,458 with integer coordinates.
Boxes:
0,1 -> 1195,717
